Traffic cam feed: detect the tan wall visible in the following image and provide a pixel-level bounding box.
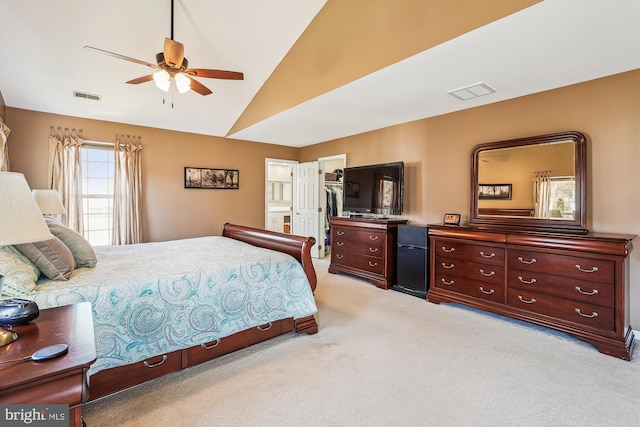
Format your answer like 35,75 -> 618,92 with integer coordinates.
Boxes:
301,69 -> 640,328
6,70 -> 640,328
5,108 -> 298,242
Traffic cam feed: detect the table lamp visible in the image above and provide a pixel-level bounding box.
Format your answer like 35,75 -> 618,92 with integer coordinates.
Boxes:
32,189 -> 67,216
0,172 -> 54,346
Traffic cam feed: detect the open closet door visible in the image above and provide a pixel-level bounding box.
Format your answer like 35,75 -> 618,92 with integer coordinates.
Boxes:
294,161 -> 322,258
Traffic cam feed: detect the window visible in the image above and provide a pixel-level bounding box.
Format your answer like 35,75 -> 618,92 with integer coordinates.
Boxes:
549,176 -> 575,219
81,144 -> 114,246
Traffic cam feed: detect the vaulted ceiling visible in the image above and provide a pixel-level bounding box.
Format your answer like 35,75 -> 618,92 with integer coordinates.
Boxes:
1,0 -> 638,147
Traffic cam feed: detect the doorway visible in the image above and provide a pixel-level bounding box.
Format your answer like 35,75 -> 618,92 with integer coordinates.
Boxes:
265,159 -> 295,234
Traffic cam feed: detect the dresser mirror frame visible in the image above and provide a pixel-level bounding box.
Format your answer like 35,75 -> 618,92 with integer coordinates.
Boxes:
470,131 -> 587,234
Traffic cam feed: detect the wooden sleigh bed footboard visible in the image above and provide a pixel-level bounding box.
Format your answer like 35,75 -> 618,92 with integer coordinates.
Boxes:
89,224 -> 318,401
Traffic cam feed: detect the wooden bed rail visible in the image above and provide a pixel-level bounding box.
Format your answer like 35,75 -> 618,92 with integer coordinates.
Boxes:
221,223 -> 317,292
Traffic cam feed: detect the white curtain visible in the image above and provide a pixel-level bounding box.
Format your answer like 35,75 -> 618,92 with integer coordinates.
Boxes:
0,117 -> 11,171
112,134 -> 143,245
533,170 -> 551,219
48,127 -> 84,232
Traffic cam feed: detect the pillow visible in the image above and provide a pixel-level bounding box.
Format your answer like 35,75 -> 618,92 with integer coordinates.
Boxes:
15,236 -> 76,280
46,221 -> 97,268
0,246 -> 39,297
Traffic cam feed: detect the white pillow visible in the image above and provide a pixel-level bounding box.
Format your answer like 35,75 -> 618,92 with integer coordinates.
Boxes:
0,245 -> 39,297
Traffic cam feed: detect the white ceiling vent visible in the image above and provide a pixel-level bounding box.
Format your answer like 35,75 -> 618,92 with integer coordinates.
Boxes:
448,82 -> 495,101
73,91 -> 101,101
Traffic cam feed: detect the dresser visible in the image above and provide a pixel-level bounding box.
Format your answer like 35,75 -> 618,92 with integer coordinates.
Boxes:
428,224 -> 635,360
329,217 -> 407,289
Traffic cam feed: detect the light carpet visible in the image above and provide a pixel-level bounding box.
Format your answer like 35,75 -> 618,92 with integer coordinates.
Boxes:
83,257 -> 640,427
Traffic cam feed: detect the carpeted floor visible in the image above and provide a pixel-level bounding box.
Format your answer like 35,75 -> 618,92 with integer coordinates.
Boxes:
83,257 -> 640,427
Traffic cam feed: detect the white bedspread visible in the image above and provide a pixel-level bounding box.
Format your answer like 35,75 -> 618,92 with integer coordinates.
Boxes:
32,236 -> 317,375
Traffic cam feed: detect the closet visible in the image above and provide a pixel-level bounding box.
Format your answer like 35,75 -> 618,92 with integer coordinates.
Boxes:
321,156 -> 346,257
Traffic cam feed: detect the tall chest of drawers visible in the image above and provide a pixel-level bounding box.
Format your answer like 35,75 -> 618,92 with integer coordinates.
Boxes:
428,225 -> 635,360
329,217 -> 407,289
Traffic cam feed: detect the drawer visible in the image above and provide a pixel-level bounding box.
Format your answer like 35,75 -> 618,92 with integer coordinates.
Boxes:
434,273 -> 505,304
507,289 -> 614,331
89,349 -> 183,400
508,269 -> 614,308
333,227 -> 385,248
333,238 -> 383,258
332,251 -> 384,274
435,256 -> 504,285
433,239 -> 504,266
508,250 -> 614,284
186,320 -> 283,367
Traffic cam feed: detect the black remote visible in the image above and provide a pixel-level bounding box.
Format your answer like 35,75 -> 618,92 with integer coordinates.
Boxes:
31,344 -> 69,361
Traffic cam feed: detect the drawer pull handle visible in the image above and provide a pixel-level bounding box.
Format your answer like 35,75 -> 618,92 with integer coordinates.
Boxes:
201,339 -> 220,349
480,251 -> 495,258
442,246 -> 455,253
336,231 -> 345,235
575,286 -> 598,296
336,241 -> 344,246
479,287 -> 494,295
517,296 -> 536,304
369,261 -> 378,267
575,309 -> 598,318
143,355 -> 168,368
336,254 -> 344,259
369,247 -> 379,253
517,256 -> 537,265
369,236 -> 379,241
257,322 -> 273,331
441,278 -> 454,286
479,269 -> 495,277
441,263 -> 455,269
575,265 -> 598,273
517,276 -> 537,285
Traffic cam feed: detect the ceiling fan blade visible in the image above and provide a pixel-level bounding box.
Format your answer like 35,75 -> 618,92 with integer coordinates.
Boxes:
84,46 -> 159,69
163,38 -> 184,69
187,76 -> 212,96
126,75 -> 155,85
186,69 -> 244,80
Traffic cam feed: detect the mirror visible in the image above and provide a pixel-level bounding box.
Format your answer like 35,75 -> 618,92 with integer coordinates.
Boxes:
470,131 -> 587,233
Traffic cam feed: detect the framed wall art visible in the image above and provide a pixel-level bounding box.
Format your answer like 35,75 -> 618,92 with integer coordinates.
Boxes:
478,183 -> 512,200
184,167 -> 239,189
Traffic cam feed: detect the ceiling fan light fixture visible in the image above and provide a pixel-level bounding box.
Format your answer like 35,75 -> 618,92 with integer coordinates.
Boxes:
153,70 -> 171,92
174,72 -> 191,93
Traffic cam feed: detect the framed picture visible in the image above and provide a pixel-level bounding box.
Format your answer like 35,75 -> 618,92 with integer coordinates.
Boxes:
478,183 -> 512,200
184,167 -> 239,189
443,213 -> 461,225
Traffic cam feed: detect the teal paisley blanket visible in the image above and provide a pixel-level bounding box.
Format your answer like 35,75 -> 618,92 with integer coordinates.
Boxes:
32,236 -> 317,375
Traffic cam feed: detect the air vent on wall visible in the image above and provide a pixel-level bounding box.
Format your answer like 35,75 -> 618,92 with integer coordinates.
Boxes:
73,91 -> 101,101
448,82 -> 495,101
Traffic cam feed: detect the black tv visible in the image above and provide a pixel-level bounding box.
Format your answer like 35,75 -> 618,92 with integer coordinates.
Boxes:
342,161 -> 404,216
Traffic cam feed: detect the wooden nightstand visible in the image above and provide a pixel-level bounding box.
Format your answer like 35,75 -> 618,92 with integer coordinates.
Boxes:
0,302 -> 97,427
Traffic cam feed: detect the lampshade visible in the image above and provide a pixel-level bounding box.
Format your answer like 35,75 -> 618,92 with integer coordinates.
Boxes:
174,72 -> 191,94
0,172 -> 53,245
32,189 -> 67,215
153,70 -> 171,92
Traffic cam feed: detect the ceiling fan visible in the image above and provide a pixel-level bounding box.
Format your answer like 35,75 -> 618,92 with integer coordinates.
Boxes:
84,0 -> 243,96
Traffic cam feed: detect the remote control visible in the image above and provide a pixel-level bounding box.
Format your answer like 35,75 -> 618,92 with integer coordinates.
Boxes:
31,344 -> 69,361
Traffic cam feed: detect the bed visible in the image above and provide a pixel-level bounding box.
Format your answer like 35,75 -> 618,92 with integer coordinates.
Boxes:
0,223 -> 318,399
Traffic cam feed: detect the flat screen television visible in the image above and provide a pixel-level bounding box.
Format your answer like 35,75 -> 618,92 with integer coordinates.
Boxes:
342,161 -> 404,216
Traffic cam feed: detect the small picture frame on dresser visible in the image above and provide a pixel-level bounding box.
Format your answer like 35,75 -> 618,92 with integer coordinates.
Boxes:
443,213 -> 461,225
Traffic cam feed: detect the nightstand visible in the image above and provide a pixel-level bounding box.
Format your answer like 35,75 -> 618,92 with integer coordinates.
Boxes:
0,302 -> 97,427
